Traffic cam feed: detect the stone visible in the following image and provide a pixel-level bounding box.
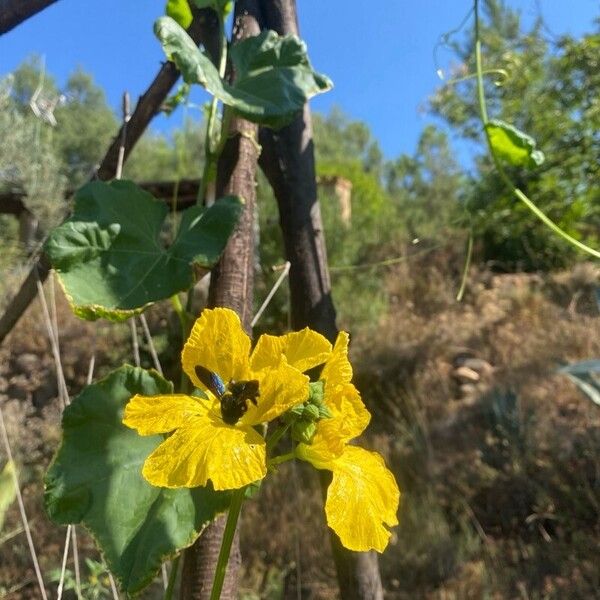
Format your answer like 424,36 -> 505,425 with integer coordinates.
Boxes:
453,366 -> 480,383
13,353 -> 38,374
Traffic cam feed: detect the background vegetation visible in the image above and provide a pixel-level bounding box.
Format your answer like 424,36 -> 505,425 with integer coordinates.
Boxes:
1,1 -> 599,597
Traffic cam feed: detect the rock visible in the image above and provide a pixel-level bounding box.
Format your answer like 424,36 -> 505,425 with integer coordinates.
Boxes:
454,366 -> 480,383
459,383 -> 478,398
461,358 -> 494,376
13,353 -> 38,374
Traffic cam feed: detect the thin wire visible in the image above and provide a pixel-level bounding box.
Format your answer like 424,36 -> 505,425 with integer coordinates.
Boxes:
38,273 -> 82,597
130,318 -> 141,368
70,526 -> 81,598
139,314 -> 163,376
0,407 -> 48,600
56,525 -> 72,600
35,275 -> 69,407
251,261 -> 291,327
329,244 -> 439,273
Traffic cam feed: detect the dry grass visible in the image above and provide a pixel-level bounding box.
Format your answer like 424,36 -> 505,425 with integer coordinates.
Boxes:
1,260 -> 599,599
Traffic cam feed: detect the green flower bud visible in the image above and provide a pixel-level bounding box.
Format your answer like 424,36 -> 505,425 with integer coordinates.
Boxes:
302,403 -> 320,422
291,420 -> 317,444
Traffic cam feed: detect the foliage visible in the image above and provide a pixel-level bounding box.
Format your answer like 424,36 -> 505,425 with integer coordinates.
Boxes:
430,0 -> 600,270
155,16 -> 332,128
45,180 -> 243,321
45,365 -> 230,593
0,75 -> 66,230
558,360 -> 600,407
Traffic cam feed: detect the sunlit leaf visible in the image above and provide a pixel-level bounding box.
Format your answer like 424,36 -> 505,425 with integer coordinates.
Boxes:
44,366 -> 230,594
190,0 -> 233,16
558,360 -> 600,407
45,180 -> 243,321
485,119 -> 545,169
155,16 -> 332,128
166,0 -> 193,29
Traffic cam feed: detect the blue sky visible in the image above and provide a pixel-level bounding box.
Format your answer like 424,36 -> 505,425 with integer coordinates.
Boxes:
0,1 -> 597,160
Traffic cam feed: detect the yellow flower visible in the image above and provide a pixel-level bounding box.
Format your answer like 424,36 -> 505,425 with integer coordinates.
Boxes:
295,332 -> 401,553
123,308 -> 312,491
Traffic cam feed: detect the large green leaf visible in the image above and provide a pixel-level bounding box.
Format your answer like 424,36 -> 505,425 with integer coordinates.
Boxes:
166,0 -> 193,29
44,366 -> 230,594
155,16 -> 332,128
45,180 -> 243,321
558,360 -> 600,407
485,119 -> 545,169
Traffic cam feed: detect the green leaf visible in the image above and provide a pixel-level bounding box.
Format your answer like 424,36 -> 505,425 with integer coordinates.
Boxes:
44,366 -> 230,594
558,360 -> 600,407
485,119 -> 545,169
45,180 -> 243,321
0,461 -> 17,532
155,16 -> 332,128
166,0 -> 193,29
190,0 -> 233,16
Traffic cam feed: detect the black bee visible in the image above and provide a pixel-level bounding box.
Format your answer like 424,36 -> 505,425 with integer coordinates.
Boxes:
195,365 -> 259,425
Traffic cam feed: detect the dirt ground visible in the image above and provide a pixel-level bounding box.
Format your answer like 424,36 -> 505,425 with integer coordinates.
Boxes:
1,261 -> 599,599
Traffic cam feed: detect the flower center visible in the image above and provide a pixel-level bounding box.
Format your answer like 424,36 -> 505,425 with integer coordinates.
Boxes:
220,380 -> 260,425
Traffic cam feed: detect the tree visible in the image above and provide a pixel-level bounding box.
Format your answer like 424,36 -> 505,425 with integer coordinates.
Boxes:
430,0 -> 599,269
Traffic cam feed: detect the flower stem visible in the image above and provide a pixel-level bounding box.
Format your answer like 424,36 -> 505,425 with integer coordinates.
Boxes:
269,452 -> 295,467
265,423 -> 291,455
209,487 -> 246,600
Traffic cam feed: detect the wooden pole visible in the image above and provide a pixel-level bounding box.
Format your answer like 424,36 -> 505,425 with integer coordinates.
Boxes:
179,2 -> 263,598
258,1 -> 385,597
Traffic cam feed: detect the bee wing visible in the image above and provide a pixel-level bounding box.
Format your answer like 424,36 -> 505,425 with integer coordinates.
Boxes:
195,365 -> 226,397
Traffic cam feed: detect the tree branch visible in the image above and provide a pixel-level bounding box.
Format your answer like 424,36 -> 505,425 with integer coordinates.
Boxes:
0,0 -> 58,35
0,8 -> 220,346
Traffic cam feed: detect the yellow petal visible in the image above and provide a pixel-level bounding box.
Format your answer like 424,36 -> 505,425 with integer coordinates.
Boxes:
123,394 -> 205,435
324,382 -> 370,440
321,332 -> 352,386
251,329 -> 332,373
321,446 -> 400,553
182,307 -> 251,389
242,359 -> 309,426
142,411 -> 266,490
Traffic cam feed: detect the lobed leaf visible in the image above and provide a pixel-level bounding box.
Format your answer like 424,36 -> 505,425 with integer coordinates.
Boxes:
44,366 -> 230,594
485,119 -> 545,169
45,180 -> 243,321
154,16 -> 332,128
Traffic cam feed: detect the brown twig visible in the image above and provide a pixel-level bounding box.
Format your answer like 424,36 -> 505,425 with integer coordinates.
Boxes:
0,0 -> 58,35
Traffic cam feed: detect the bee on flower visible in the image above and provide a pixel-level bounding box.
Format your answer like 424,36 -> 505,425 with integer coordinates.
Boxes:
123,307 -> 400,553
